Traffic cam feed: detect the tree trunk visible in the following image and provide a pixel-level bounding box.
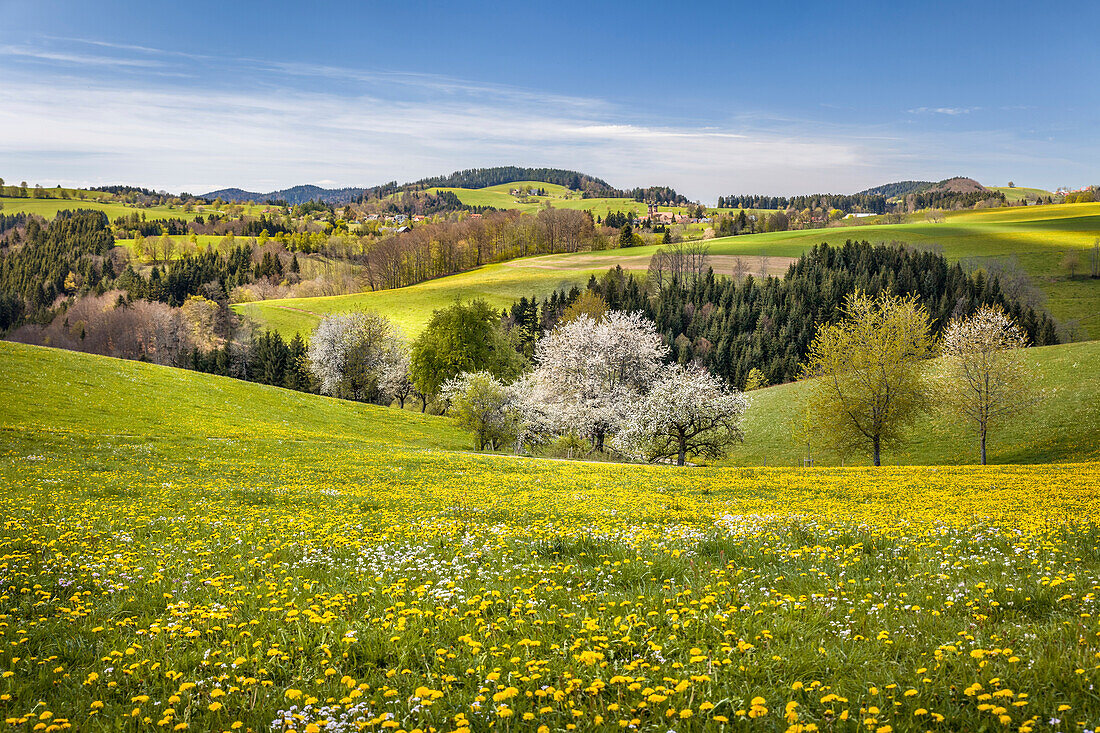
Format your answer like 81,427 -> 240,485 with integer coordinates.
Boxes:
677,432 -> 687,467
872,436 -> 881,467
980,427 -> 987,466
419,394 -> 427,413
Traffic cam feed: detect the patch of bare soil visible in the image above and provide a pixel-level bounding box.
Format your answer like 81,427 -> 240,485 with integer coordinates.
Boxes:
506,253 -> 798,276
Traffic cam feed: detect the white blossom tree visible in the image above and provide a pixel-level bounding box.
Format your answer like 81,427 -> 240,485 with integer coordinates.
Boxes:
940,305 -> 1040,464
613,364 -> 749,465
307,311 -> 409,404
530,311 -> 668,451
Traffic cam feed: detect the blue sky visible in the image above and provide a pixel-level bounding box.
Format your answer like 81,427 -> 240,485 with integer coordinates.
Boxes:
1,0 -> 1097,201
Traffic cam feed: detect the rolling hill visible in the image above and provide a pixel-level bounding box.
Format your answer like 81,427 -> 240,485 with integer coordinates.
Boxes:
989,185 -> 1054,203
201,166 -> 681,206
3,338 -> 1096,470
856,180 -> 932,198
238,201 -> 1100,340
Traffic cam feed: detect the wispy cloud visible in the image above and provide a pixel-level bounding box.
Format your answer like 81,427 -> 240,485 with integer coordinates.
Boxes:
0,44 -> 160,68
908,106 -> 977,116
2,37 -> 1086,198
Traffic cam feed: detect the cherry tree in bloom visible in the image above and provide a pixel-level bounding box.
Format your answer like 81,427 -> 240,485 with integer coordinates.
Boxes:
613,363 -> 749,465
530,311 -> 667,451
307,311 -> 409,404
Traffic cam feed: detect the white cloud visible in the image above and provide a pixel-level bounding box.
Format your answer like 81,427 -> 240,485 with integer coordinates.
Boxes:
4,39 -> 1084,199
908,106 -> 977,116
0,63 -> 885,199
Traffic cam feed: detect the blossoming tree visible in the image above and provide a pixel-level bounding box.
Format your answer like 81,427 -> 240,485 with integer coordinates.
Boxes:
613,364 -> 749,465
529,311 -> 667,451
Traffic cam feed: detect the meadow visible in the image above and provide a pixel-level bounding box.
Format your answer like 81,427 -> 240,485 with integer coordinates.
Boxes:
988,186 -> 1054,203
234,261 -> 599,337
237,202 -> 1100,340
2,341 -> 1100,732
425,181 -> 688,220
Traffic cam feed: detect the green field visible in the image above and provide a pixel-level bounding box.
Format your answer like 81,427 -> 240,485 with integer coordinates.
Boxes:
1,195 -> 279,223
988,185 -> 1054,202
234,260 -> 600,337
239,202 -> 1100,339
429,180 -> 691,219
0,196 -> 190,221
735,339 -> 1100,467
498,202 -> 1100,335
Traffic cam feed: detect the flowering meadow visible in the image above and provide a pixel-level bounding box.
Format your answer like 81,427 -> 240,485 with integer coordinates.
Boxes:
3,343 -> 1100,732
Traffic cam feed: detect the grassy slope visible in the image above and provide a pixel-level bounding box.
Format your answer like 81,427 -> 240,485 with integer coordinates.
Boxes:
5,337 -> 1095,470
235,261 -> 600,337
0,341 -> 468,458
501,202 -> 1100,333
428,181 -> 689,219
989,186 -> 1053,202
5,338 -> 1100,731
735,340 -> 1100,467
239,202 -> 1100,339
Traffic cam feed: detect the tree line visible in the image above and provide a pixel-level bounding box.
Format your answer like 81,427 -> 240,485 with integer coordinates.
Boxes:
717,193 -> 888,214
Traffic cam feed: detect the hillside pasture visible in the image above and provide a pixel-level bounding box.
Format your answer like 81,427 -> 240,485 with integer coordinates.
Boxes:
427,181 -> 692,219
735,339 -> 1100,467
234,260 -> 600,337
989,185 -> 1054,202
559,203 -> 1100,335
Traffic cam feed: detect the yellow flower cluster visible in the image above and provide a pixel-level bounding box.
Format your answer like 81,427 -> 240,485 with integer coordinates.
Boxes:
2,436 -> 1099,731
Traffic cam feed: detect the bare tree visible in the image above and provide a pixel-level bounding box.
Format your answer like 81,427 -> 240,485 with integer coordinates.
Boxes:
732,256 -> 748,281
1063,251 -> 1081,278
758,254 -> 772,279
646,241 -> 711,292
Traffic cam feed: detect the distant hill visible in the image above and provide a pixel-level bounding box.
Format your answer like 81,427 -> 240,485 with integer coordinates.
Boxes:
202,184 -> 368,205
202,166 -> 689,206
856,180 -> 932,198
412,167 -> 618,196
856,177 -> 988,201
924,176 -> 987,194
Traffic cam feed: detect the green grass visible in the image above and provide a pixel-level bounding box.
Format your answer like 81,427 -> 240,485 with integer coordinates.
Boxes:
734,339 -> 1100,467
988,186 -> 1054,202
234,260 -> 601,337
1,195 -> 279,222
0,196 -> 190,221
427,181 -> 690,219
537,202 -> 1100,334
2,341 -> 1100,731
0,341 -> 467,455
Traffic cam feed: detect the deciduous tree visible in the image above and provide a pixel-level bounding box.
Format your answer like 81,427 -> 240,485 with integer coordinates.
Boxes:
410,299 -> 523,401
441,371 -> 522,451
308,311 -> 408,404
530,311 -> 667,451
939,305 -> 1040,464
802,291 -> 934,466
613,364 -> 748,465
